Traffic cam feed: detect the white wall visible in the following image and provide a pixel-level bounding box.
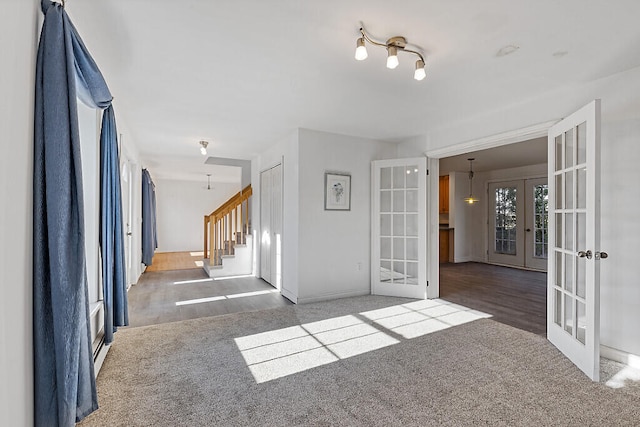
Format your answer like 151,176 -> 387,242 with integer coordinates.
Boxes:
155,179 -> 240,252
398,65 -> 640,358
296,129 -> 397,303
0,1 -> 38,425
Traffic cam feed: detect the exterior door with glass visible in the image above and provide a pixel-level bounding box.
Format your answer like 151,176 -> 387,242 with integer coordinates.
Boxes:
371,158 -> 427,299
488,180 -> 525,267
548,100 -> 602,381
524,178 -> 549,271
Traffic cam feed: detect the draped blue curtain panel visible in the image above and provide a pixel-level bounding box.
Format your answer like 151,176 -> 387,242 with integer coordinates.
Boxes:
34,1 -> 128,424
100,106 -> 129,345
142,169 -> 158,265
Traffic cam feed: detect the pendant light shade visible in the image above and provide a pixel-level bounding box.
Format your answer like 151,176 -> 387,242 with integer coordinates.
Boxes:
464,158 -> 479,204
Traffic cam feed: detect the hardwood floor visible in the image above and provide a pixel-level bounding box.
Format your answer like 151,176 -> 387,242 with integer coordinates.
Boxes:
144,251 -> 204,272
439,262 -> 547,335
127,269 -> 292,327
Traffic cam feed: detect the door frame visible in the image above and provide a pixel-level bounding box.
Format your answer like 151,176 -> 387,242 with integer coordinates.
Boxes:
425,120 -> 558,296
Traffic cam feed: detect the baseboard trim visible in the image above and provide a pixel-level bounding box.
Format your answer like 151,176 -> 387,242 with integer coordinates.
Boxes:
94,342 -> 111,378
297,289 -> 370,305
601,344 -> 640,369
281,287 -> 297,304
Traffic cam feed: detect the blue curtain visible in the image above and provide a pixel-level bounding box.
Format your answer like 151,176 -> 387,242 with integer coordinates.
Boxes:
34,0 -> 127,424
141,169 -> 158,265
100,106 -> 129,344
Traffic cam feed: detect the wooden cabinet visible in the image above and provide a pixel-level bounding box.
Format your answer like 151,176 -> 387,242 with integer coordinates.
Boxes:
439,175 -> 449,214
439,229 -> 449,263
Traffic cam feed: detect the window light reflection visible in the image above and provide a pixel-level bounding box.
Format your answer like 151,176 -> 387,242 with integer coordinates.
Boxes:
235,299 -> 491,383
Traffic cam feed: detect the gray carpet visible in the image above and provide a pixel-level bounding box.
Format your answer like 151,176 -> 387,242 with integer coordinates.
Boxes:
80,296 -> 640,426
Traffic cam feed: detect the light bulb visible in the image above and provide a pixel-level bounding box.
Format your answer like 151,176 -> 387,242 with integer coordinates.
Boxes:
200,146 -> 207,156
386,46 -> 399,69
355,37 -> 368,61
414,59 -> 426,81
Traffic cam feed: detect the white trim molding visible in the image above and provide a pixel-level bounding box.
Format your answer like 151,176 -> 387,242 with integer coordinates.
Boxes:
601,344 -> 640,369
426,120 -> 558,159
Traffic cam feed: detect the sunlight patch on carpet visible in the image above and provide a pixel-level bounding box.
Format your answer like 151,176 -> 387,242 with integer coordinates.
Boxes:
175,289 -> 279,306
235,299 -> 491,383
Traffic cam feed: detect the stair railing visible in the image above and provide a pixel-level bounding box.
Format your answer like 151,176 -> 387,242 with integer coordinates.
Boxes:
204,184 -> 252,266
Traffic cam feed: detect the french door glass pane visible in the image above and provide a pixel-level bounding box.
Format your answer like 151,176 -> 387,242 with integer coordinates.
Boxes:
577,122 -> 587,164
555,135 -> 563,172
494,186 -> 517,255
533,184 -> 548,258
565,128 -> 574,168
564,295 -> 574,335
406,166 -> 419,188
381,168 -> 392,189
577,167 -> 587,209
379,164 -> 420,287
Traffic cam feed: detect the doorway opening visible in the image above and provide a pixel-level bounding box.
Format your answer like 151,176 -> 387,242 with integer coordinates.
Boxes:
429,124 -> 552,335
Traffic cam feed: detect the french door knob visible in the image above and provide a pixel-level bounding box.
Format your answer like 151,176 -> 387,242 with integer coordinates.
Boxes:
526,228 -> 531,232
595,251 -> 608,260
577,250 -> 592,259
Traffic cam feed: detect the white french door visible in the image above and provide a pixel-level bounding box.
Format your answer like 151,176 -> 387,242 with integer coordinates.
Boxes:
524,178 -> 549,271
371,158 -> 428,299
548,100 -> 602,381
487,178 -> 548,271
488,180 -> 525,267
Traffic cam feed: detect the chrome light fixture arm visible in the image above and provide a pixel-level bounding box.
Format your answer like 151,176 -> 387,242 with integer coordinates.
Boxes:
357,25 -> 427,80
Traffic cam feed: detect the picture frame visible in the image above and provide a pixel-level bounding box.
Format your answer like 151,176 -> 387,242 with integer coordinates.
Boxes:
324,172 -> 351,211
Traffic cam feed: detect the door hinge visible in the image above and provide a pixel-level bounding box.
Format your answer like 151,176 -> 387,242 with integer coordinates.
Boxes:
426,280 -> 429,287
426,169 -> 429,175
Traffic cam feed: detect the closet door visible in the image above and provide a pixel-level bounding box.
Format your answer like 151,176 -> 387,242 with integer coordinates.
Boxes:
270,164 -> 282,288
260,164 -> 283,287
260,168 -> 272,283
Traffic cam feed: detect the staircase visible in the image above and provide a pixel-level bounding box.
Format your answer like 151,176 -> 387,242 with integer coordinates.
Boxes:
202,185 -> 253,278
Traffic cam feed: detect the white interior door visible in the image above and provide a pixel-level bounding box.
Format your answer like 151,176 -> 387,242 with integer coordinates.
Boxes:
120,158 -> 134,286
488,180 -> 525,267
270,164 -> 282,289
525,178 -> 548,271
260,167 -> 272,283
260,164 -> 282,288
548,100 -> 602,381
372,158 -> 427,299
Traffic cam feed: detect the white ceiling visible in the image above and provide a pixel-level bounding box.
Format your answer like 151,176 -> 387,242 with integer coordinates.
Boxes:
67,1 -> 640,180
439,137 -> 547,174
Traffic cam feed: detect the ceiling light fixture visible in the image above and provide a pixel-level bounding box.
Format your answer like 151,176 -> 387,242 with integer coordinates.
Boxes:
199,140 -> 208,156
464,158 -> 480,205
355,25 -> 426,81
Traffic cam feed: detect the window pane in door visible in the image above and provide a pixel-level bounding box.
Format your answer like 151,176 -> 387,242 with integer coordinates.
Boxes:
555,135 -> 563,172
534,184 -> 548,258
393,190 -> 404,212
494,186 -> 517,255
577,122 -> 587,165
565,128 -> 574,168
565,170 -> 573,209
381,167 -> 392,189
393,167 -> 406,188
577,167 -> 587,209
406,166 -> 419,188
564,295 -> 574,335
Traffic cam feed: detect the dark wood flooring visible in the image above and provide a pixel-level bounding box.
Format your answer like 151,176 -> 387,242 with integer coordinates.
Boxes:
439,262 -> 547,335
126,269 -> 292,327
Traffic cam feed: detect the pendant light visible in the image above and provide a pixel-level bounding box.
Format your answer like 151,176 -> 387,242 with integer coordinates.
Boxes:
206,173 -> 211,190
464,158 -> 479,204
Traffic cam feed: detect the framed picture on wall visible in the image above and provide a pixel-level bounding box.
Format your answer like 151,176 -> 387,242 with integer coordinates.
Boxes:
324,172 -> 351,211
